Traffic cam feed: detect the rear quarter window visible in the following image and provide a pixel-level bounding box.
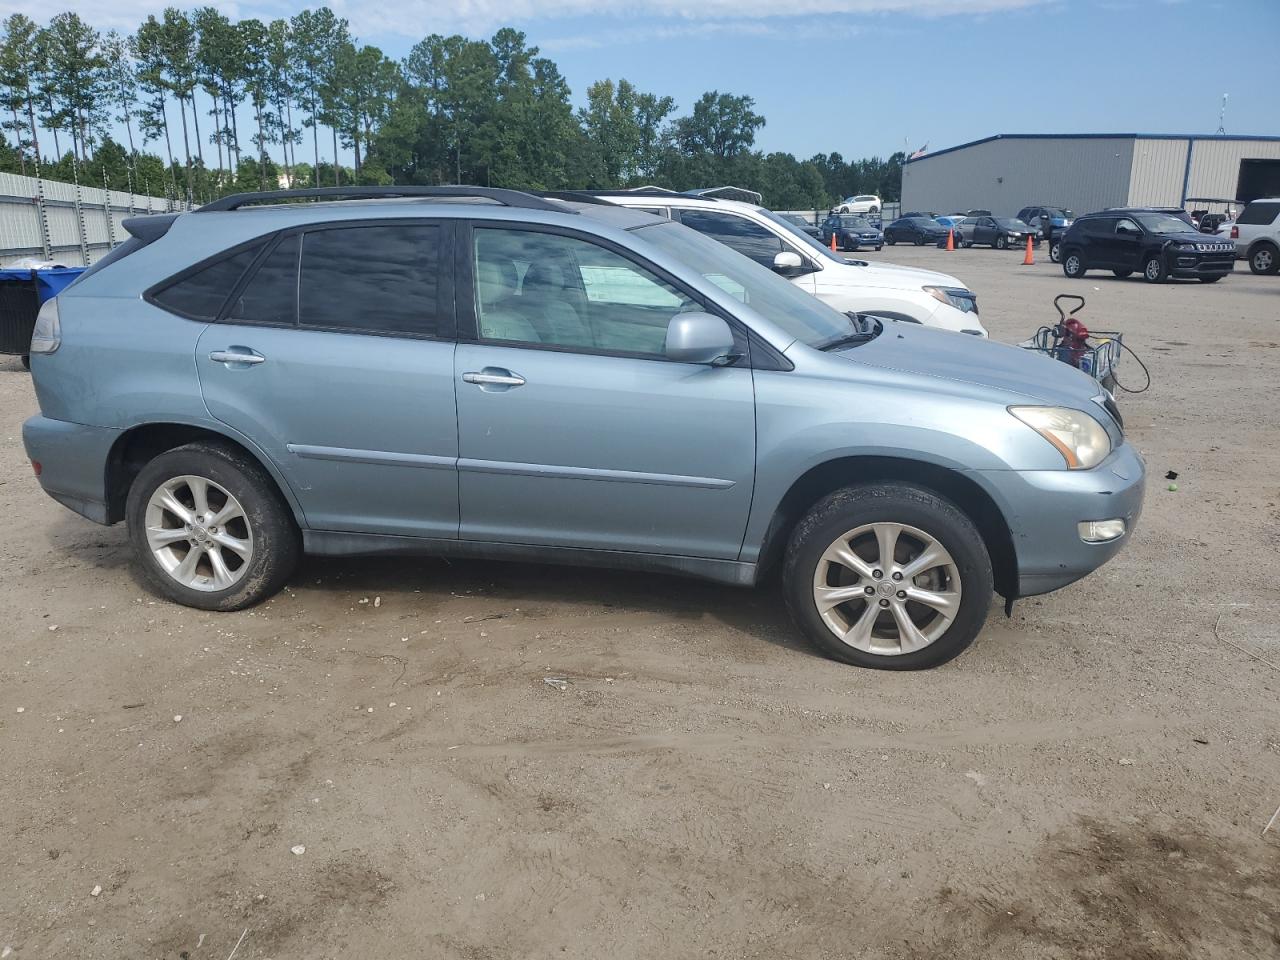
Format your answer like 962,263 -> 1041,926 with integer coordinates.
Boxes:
149,243 -> 266,320
1238,202 -> 1280,225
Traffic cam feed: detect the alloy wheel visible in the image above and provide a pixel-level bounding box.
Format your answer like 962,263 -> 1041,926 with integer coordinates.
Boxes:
811,522 -> 962,656
144,475 -> 254,591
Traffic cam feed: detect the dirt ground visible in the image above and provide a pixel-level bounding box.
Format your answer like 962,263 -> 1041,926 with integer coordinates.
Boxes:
2,246 -> 1279,959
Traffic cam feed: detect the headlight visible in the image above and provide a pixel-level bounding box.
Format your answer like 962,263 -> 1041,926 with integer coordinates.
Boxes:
1009,406 -> 1111,469
923,285 -> 978,315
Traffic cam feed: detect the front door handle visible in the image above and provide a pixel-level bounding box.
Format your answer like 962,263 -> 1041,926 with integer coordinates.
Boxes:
462,368 -> 525,388
209,349 -> 266,366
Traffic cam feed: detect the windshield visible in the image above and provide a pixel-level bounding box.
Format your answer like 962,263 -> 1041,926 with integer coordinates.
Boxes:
635,220 -> 856,347
840,216 -> 872,228
1046,208 -> 1073,220
1136,213 -> 1192,234
996,218 -> 1026,229
759,207 -> 847,263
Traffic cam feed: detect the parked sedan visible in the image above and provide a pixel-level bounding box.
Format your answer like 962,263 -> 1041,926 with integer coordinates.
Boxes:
820,214 -> 883,251
776,212 -> 822,241
885,217 -> 950,246
958,216 -> 1036,250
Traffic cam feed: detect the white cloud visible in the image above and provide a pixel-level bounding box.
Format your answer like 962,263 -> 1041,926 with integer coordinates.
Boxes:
0,0 -> 1050,40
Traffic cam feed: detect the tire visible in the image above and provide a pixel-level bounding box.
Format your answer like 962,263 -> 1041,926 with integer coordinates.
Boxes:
1249,243 -> 1278,275
1112,269 -> 1132,278
885,234 -> 896,246
913,235 -> 926,246
1062,249 -> 1086,278
1142,254 -> 1167,283
783,483 -> 993,670
20,354 -> 30,370
1049,240 -> 1061,263
875,245 -> 882,252
994,235 -> 1008,250
1199,274 -> 1223,283
125,442 -> 300,611
869,206 -> 879,215
961,239 -> 973,248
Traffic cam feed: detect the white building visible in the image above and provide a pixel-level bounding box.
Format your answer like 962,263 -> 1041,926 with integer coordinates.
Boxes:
901,134 -> 1280,218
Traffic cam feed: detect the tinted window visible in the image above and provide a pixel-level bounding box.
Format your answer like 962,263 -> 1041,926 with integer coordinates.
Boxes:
1083,218 -> 1116,235
473,227 -> 696,357
1238,202 -> 1280,225
152,243 -> 264,319
299,225 -> 441,336
676,209 -> 783,267
227,235 -> 298,325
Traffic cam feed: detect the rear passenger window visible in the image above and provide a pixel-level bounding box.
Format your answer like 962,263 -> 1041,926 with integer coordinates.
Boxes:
151,243 -> 264,320
227,235 -> 298,326
677,209 -> 784,267
1238,202 -> 1280,225
299,225 -> 442,336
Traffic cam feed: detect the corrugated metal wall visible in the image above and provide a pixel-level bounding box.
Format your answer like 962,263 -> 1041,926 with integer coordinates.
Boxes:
1127,138 -> 1190,206
901,137 -> 1135,218
0,172 -> 171,267
1185,139 -> 1280,200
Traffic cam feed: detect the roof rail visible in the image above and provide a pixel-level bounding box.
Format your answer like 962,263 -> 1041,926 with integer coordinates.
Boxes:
536,190 -> 616,206
197,185 -> 574,214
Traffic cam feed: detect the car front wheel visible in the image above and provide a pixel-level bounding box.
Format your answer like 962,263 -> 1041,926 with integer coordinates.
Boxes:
1143,254 -> 1167,283
783,483 -> 994,670
1063,250 -> 1086,278
994,235 -> 1008,250
885,234 -> 896,245
1049,240 -> 1061,263
126,442 -> 300,611
914,235 -> 926,246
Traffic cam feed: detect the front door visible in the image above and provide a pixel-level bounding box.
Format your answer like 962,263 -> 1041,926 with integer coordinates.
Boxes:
453,222 -> 756,560
196,221 -> 460,538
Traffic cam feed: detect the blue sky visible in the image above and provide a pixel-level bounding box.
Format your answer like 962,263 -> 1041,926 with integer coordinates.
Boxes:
5,0 -> 1278,163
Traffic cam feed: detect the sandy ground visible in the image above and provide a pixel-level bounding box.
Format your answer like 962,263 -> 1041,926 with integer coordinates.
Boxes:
1,246 -> 1278,959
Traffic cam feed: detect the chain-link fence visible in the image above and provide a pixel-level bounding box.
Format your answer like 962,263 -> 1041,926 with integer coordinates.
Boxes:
0,172 -> 176,267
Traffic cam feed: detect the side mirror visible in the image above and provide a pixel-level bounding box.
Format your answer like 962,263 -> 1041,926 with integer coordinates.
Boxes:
664,312 -> 737,365
772,250 -> 806,276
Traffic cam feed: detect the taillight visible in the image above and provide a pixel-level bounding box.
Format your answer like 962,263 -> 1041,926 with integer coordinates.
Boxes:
29,298 -> 61,354
30,460 -> 42,476
1230,225 -> 1239,239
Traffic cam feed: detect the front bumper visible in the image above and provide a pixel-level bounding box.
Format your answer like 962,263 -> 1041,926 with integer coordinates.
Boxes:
22,415 -> 120,524
1170,253 -> 1235,277
980,441 -> 1145,597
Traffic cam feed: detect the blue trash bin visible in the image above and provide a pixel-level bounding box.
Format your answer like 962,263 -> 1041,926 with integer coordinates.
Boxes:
0,266 -> 87,366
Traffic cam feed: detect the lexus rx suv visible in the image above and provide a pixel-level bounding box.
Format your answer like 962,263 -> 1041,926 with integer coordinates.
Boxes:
23,186 -> 1142,670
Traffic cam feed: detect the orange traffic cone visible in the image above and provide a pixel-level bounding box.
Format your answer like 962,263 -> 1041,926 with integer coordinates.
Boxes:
829,231 -> 837,252
946,228 -> 955,252
1022,235 -> 1035,265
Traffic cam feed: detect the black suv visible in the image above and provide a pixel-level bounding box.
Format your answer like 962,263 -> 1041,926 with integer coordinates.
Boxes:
885,217 -> 949,246
1060,209 -> 1236,283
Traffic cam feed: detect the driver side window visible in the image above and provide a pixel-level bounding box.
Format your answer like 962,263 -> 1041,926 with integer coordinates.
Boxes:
1115,218 -> 1139,234
473,227 -> 696,358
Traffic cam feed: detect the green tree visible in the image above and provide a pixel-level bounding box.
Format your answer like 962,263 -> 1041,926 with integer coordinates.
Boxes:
291,7 -> 348,186
101,32 -> 139,160
40,12 -> 107,165
0,14 -> 41,171
579,78 -> 675,186
674,91 -> 764,160
134,15 -> 176,184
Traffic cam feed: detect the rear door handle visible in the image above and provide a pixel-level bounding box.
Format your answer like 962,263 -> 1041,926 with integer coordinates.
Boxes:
462,369 -> 525,387
209,349 -> 266,366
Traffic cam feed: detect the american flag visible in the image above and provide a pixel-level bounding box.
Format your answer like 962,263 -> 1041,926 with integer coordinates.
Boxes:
908,144 -> 928,159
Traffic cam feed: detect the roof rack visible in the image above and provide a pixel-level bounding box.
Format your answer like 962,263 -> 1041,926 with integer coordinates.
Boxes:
536,190 -> 617,206
198,185 -> 574,214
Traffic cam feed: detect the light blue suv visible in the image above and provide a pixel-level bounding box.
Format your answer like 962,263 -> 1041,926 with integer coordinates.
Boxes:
22,186 -> 1144,669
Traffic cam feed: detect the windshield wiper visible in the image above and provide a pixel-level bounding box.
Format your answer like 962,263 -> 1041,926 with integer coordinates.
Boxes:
819,315 -> 881,350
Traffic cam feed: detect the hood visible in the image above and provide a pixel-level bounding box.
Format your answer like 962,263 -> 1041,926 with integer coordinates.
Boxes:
829,258 -> 967,290
841,320 -> 1101,408
1159,230 -> 1228,244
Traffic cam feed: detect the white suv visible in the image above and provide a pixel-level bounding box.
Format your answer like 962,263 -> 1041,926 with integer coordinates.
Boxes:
1226,198 -> 1280,274
836,194 -> 882,215
590,191 -> 986,336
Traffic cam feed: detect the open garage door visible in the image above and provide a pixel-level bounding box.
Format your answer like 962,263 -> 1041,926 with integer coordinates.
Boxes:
1237,159 -> 1280,203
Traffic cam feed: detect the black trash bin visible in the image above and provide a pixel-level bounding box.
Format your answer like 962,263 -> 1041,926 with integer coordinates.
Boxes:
0,267 -> 86,369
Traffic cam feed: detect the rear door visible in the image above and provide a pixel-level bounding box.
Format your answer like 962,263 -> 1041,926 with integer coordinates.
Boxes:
453,221 -> 756,559
1109,217 -> 1142,270
194,220 -> 460,538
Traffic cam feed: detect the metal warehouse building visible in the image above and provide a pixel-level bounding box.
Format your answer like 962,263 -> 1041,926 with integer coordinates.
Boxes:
901,134 -> 1280,218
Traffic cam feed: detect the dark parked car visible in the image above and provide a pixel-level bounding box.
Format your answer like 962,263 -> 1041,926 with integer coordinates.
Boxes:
1060,210 -> 1236,283
957,216 -> 1035,250
776,212 -> 822,241
885,217 -> 949,246
1017,205 -> 1075,239
819,214 -> 884,251
962,209 -> 993,218
898,211 -> 938,220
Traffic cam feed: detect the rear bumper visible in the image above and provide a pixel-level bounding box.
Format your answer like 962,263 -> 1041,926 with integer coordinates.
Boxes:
980,441 -> 1146,597
22,415 -> 119,525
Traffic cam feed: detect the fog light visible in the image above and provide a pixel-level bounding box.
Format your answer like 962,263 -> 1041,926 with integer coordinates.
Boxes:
1078,519 -> 1125,543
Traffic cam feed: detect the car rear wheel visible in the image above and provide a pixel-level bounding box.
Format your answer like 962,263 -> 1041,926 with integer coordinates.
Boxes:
783,483 -> 993,670
994,235 -> 1008,250
1049,240 -> 1061,263
885,234 -> 896,245
126,442 -> 300,611
1250,243 -> 1278,274
1063,250 -> 1086,278
1143,255 -> 1167,283
1112,269 -> 1132,278
913,235 -> 926,246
